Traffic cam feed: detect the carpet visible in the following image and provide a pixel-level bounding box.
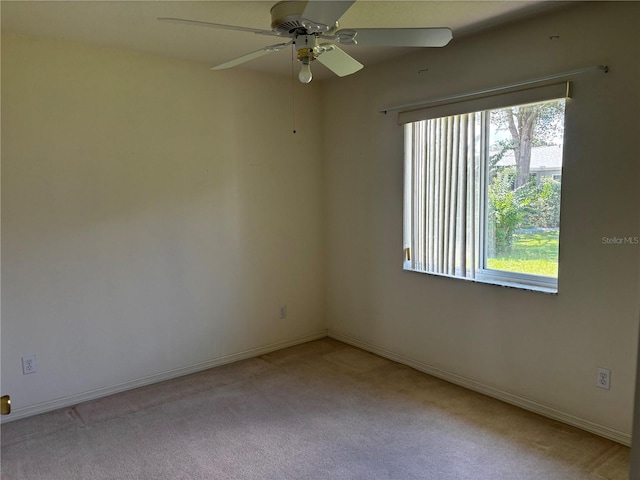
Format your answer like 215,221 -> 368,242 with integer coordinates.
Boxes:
0,338 -> 630,479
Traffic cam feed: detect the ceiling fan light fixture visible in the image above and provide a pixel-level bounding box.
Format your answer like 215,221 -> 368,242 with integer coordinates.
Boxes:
298,56 -> 313,84
296,44 -> 316,84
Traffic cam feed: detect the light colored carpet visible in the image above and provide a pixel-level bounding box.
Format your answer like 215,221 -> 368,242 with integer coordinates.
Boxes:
0,338 -> 630,479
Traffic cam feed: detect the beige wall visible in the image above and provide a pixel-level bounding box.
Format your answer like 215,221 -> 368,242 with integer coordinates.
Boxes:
323,1 -> 639,442
1,33 -> 326,417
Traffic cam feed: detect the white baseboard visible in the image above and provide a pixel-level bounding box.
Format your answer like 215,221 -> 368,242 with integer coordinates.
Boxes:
328,329 -> 632,447
2,330 -> 328,424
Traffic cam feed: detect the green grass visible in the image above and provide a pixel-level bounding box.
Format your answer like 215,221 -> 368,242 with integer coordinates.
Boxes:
487,230 -> 559,277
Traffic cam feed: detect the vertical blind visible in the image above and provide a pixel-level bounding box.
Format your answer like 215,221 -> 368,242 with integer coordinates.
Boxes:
405,114 -> 480,277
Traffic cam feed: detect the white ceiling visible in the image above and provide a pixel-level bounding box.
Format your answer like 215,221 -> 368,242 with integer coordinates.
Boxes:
1,1 -> 571,80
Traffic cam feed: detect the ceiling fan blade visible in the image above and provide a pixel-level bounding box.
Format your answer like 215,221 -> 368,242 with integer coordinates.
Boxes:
336,27 -> 453,47
158,17 -> 279,37
301,1 -> 355,31
316,44 -> 363,77
211,42 -> 292,70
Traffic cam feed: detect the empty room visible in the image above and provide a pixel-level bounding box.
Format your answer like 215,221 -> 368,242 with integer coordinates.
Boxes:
1,1 -> 639,479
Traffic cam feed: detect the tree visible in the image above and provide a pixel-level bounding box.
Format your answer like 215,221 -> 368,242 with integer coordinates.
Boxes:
492,100 -> 565,189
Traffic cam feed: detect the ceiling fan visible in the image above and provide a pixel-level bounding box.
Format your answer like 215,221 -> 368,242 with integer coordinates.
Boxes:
159,0 -> 452,83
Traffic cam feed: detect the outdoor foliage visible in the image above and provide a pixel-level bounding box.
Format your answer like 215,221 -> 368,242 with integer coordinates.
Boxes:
520,177 -> 561,229
487,167 -> 528,255
488,168 -> 561,254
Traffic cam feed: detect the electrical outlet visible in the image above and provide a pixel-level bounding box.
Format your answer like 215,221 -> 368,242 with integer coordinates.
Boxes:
597,368 -> 610,390
279,305 -> 287,319
22,355 -> 37,375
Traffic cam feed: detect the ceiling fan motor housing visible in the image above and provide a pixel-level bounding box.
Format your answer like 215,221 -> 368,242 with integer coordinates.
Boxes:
270,1 -> 307,34
270,1 -> 338,35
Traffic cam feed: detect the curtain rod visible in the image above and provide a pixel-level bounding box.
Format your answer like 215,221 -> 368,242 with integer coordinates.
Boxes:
379,65 -> 608,115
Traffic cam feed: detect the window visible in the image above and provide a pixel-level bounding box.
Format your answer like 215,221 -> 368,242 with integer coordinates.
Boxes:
403,83 -> 569,293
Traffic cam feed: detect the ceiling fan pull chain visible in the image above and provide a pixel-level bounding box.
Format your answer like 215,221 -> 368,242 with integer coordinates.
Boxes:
291,43 -> 297,134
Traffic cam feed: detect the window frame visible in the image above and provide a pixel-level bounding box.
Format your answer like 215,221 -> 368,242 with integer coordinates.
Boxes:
402,83 -> 570,294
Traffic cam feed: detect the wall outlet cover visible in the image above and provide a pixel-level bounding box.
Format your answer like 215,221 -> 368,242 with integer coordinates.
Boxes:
22,355 -> 37,375
597,367 -> 610,390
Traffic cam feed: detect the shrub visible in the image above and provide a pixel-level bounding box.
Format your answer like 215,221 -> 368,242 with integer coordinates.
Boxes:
488,167 -> 528,255
488,168 -> 562,255
520,177 -> 561,229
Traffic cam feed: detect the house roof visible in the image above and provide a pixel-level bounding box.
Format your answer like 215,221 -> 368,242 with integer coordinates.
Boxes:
496,145 -> 563,170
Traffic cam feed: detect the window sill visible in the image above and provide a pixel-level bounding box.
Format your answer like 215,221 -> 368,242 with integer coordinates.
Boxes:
404,266 -> 558,294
